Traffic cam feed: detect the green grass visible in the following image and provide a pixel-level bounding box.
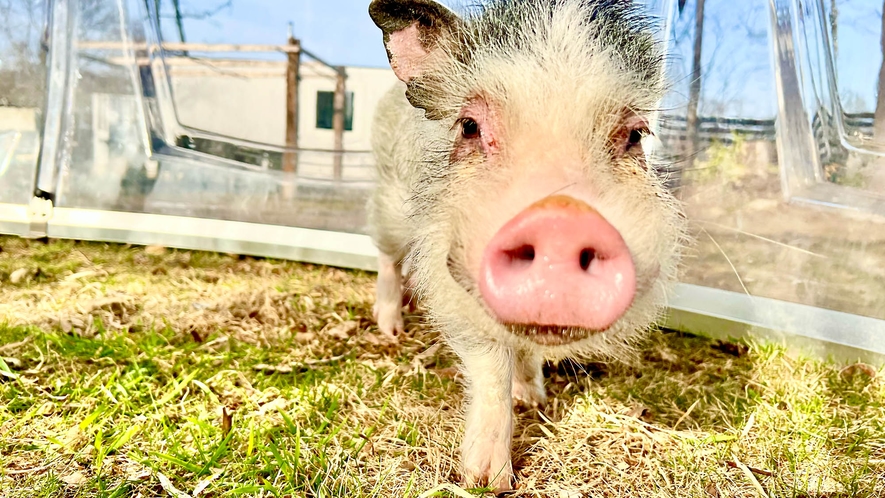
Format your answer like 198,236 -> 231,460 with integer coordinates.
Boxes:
0,322 -> 460,497
0,236 -> 883,497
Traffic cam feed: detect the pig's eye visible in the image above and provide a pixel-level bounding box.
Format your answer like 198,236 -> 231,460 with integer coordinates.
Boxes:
460,118 -> 480,139
628,129 -> 643,145
625,127 -> 648,151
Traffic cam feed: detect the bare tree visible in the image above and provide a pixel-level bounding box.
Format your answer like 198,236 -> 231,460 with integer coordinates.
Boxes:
685,0 -> 705,169
171,0 -> 186,44
875,0 -> 885,142
152,0 -> 232,45
0,0 -> 47,107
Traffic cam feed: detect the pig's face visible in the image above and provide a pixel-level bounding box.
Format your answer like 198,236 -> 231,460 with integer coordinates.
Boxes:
440,69 -> 683,349
371,0 -> 685,355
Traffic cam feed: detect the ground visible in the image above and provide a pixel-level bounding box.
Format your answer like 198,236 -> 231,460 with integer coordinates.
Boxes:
0,236 -> 883,497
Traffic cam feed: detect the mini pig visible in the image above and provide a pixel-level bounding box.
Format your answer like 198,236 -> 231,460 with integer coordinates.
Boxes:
367,0 -> 685,491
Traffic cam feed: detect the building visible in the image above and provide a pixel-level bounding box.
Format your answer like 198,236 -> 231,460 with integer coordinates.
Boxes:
167,58 -> 399,151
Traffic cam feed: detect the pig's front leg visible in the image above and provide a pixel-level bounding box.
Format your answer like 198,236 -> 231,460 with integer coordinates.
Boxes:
373,252 -> 405,337
512,349 -> 547,410
459,343 -> 514,492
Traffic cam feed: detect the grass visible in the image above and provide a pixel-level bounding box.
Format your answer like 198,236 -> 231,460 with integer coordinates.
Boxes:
0,236 -> 883,497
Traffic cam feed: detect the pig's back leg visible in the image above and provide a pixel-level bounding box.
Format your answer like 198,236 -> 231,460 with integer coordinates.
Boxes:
368,85 -> 417,337
373,250 -> 405,337
367,188 -> 409,336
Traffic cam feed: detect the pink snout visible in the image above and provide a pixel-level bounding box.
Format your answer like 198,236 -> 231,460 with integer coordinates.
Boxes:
478,195 -> 636,332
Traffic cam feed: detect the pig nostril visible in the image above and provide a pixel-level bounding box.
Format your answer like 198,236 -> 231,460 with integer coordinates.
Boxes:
504,245 -> 535,268
509,245 -> 535,261
517,245 -> 535,261
579,248 -> 595,271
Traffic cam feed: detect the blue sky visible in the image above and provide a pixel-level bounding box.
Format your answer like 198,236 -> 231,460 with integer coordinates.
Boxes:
153,0 -> 882,119
158,0 -> 393,67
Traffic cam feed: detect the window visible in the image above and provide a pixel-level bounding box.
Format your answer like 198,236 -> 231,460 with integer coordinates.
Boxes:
316,91 -> 353,131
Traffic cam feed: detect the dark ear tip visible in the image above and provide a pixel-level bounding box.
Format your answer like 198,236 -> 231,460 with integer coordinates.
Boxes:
368,0 -> 388,19
369,0 -> 418,32
369,0 -> 461,33
368,0 -> 390,27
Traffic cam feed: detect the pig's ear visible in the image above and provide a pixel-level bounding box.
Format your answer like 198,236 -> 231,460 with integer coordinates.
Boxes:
369,0 -> 461,83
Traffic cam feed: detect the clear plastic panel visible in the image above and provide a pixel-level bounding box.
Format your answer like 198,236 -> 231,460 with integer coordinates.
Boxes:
0,0 -> 47,206
663,0 -> 885,321
45,0 -> 682,237
44,0 -> 673,238
51,0 -> 376,234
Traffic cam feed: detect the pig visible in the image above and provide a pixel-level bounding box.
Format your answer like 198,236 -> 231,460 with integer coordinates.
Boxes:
366,0 -> 686,491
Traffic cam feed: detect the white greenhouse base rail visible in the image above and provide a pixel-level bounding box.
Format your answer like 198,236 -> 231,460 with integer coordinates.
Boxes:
2,206 -> 882,366
0,203 -> 32,237
665,284 -> 885,365
46,208 -> 379,271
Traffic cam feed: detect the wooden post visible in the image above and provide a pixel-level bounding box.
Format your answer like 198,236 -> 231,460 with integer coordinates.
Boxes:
332,66 -> 347,181
283,35 -> 300,175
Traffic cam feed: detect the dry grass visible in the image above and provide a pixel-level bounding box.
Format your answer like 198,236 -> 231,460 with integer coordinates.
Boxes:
0,235 -> 882,497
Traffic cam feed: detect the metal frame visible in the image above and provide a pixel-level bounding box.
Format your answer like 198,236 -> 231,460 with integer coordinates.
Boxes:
769,0 -> 822,200
36,206 -> 885,365
36,0 -> 78,197
666,284 -> 885,365
17,206 -> 885,367
0,204 -> 31,237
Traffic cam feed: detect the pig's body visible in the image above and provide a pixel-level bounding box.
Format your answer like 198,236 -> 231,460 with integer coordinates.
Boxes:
367,83 -> 420,251
367,0 -> 685,491
367,83 -> 432,334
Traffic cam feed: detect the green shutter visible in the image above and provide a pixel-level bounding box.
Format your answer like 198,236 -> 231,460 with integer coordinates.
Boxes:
315,91 -> 354,131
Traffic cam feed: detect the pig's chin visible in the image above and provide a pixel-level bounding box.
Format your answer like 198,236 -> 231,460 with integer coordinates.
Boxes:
503,323 -> 605,346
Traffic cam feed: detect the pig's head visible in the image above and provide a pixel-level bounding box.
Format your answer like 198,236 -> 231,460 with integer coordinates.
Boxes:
370,0 -> 686,358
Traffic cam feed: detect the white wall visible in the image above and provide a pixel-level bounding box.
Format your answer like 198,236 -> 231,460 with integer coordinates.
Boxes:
167,60 -> 398,151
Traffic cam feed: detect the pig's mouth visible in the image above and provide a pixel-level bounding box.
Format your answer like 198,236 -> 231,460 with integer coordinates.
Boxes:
504,323 -> 600,346
447,253 -> 617,346
446,255 -> 581,345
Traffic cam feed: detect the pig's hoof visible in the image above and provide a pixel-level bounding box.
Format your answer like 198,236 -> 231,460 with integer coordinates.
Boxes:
373,303 -> 405,337
512,378 -> 547,411
461,441 -> 513,493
